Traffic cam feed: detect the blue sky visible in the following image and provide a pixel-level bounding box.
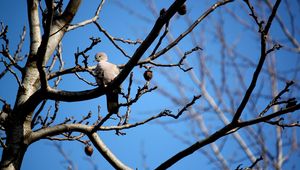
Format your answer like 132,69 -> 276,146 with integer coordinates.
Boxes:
1,1 -> 300,170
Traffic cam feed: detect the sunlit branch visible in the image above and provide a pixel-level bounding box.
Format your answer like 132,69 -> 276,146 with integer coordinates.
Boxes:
36,0 -> 54,91
113,38 -> 143,45
266,118 -> 300,129
14,26 -> 26,60
47,133 -> 87,144
87,133 -> 132,170
75,72 -> 97,86
67,0 -> 106,31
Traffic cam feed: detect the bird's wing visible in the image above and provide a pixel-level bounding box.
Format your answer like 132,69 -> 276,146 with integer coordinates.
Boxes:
100,61 -> 120,85
94,63 -> 104,86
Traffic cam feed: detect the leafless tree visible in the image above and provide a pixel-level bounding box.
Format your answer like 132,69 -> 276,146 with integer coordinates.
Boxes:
0,0 -> 299,170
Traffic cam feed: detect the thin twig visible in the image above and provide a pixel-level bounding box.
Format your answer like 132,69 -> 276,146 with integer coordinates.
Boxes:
75,37 -> 101,67
94,21 -> 131,59
75,72 -> 97,86
31,100 -> 47,128
13,26 -> 26,60
1,59 -> 23,89
259,81 -> 294,117
0,137 -> 7,148
113,38 -> 143,45
150,18 -> 169,56
162,95 -> 201,119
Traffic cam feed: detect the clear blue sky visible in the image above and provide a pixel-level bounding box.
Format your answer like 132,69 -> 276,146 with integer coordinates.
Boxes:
0,1 -> 299,170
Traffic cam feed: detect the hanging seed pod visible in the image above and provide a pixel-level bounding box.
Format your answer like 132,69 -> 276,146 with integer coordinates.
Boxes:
84,145 -> 93,156
143,69 -> 153,81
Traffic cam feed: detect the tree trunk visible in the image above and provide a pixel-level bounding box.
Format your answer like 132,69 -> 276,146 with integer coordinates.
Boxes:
0,117 -> 31,170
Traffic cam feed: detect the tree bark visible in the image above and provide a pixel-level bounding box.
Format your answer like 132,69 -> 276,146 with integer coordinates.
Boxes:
0,117 -> 31,170
0,1 -> 82,169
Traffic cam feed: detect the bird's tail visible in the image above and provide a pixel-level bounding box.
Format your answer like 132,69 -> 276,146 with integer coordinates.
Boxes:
106,88 -> 119,114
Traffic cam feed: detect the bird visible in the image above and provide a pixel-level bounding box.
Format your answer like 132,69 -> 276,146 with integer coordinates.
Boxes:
94,52 -> 120,114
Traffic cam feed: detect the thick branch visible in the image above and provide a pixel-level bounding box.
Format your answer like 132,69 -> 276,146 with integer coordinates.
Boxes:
46,87 -> 104,102
36,0 -> 54,90
42,0 -> 186,103
61,0 -> 82,24
110,0 -> 186,89
155,102 -> 300,170
29,123 -> 91,143
30,124 -> 132,169
27,0 -> 42,55
139,0 -> 234,64
88,133 -> 132,170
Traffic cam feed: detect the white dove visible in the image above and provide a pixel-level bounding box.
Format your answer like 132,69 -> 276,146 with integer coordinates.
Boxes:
94,52 -> 120,114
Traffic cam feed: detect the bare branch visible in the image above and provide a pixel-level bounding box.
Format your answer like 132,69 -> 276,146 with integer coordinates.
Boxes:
149,46 -> 201,72
162,95 -> 201,119
31,100 -> 47,128
74,37 -> 101,67
264,0 -> 282,34
14,26 -> 26,60
36,0 -> 54,91
27,0 -> 42,55
259,81 -> 294,117
67,0 -> 106,31
156,102 -> 300,170
243,0 -> 264,32
0,25 -> 23,72
266,118 -> 300,129
0,137 -> 6,149
235,155 -> 263,170
45,101 -> 60,127
249,156 -> 263,168
140,0 -> 234,64
43,0 -> 187,103
265,0 -> 300,52
74,72 -> 97,86
87,133 -> 132,170
94,21 -> 131,59
48,65 -> 94,80
232,0 -> 282,123
113,38 -> 143,45
150,12 -> 169,56
47,133 -> 87,144
119,84 -> 158,107
238,104 -> 300,128
0,59 -> 23,88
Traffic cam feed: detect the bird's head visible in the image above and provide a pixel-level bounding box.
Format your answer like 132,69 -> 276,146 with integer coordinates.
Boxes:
95,52 -> 108,62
